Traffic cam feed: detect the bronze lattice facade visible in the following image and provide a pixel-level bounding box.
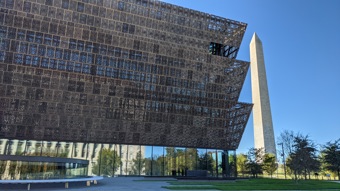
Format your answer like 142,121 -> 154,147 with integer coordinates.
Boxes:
0,0 -> 252,150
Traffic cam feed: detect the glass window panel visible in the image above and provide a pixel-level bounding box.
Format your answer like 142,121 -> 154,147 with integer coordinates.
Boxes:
0,26 -> 7,38
34,32 -> 43,44
152,146 -> 164,176
19,42 -> 28,53
29,44 -> 38,55
0,51 -> 4,61
7,27 -> 16,39
24,55 -> 31,65
105,67 -> 112,77
109,58 -> 117,67
17,30 -> 26,40
85,42 -> 93,52
44,34 -> 52,45
96,66 -> 104,76
46,47 -> 55,58
112,69 -> 119,78
52,36 -> 60,46
74,63 -> 82,72
77,40 -> 84,51
102,56 -> 108,66
82,64 -> 90,74
14,53 -> 23,65
32,56 -> 40,66
41,58 -> 49,68
80,52 -> 87,63
26,31 -> 35,42
67,61 -> 74,72
63,50 -> 71,60
49,59 -> 57,69
71,51 -> 79,61
87,53 -> 93,64
58,60 -> 66,70
55,48 -> 62,59
69,39 -> 77,49
38,45 -> 46,56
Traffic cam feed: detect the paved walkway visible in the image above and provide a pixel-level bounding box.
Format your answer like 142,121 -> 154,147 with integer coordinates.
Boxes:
0,177 -> 177,191
1,177 -> 339,191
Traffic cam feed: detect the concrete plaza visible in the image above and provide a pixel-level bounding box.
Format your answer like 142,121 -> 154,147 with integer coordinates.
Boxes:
0,177 -> 181,191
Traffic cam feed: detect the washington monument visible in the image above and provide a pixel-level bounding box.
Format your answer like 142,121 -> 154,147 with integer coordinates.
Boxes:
250,33 -> 276,155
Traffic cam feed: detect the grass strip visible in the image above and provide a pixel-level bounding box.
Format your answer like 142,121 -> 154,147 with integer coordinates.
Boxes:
163,178 -> 340,190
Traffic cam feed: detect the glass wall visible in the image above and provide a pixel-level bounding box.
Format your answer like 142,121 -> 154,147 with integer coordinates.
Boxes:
0,159 -> 88,180
0,139 -> 236,179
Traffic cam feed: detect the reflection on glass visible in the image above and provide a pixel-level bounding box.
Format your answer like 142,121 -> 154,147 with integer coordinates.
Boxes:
0,139 -> 235,179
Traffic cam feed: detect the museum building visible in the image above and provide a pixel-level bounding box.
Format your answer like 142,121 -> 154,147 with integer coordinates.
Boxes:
0,0 -> 252,179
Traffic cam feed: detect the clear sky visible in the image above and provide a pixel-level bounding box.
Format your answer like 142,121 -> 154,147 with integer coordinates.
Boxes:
162,0 -> 340,153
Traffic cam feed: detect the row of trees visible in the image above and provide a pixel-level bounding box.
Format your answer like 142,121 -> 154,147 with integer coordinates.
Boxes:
237,130 -> 340,181
237,148 -> 277,178
92,147 -> 218,176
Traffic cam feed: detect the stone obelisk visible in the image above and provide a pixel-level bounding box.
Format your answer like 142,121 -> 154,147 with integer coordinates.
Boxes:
250,33 -> 276,155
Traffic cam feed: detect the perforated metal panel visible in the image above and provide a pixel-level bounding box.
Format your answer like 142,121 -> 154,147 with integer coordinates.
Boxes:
0,0 -> 252,150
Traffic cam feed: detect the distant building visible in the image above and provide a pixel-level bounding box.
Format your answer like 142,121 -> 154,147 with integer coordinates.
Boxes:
0,0 -> 251,179
250,33 -> 276,155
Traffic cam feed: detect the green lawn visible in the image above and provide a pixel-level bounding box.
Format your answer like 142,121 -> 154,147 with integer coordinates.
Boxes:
162,178 -> 340,190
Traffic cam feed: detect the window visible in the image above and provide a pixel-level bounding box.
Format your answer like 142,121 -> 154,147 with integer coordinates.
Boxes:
24,55 -> 31,65
85,42 -> 93,52
67,62 -> 74,72
7,27 -> 16,39
106,67 -> 112,77
14,54 -> 23,65
71,51 -> 79,61
61,50 -> 72,62
58,60 -> 66,70
46,47 -> 55,58
80,52 -> 87,63
17,30 -> 25,40
62,0 -> 69,9
75,63 -> 82,72
55,48 -> 62,59
209,42 -> 239,59
44,34 -> 52,45
77,40 -> 84,51
82,64 -> 90,74
118,1 -> 125,11
0,51 -> 4,61
19,42 -> 28,53
96,55 -> 102,65
49,59 -> 57,69
122,23 -> 129,33
69,39 -> 77,49
87,53 -> 93,64
109,58 -> 117,67
102,56 -> 108,66
112,69 -> 119,78
41,58 -> 49,68
29,44 -> 38,55
52,36 -> 60,46
26,31 -> 35,42
34,32 -> 43,44
32,56 -> 40,66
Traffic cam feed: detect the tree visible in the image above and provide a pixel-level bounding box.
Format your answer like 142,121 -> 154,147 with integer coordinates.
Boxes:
287,135 -> 320,180
321,139 -> 340,180
236,154 -> 247,177
198,152 -> 215,173
245,148 -> 264,178
92,148 -> 121,176
131,152 -> 145,175
277,130 -> 295,156
262,153 -> 277,178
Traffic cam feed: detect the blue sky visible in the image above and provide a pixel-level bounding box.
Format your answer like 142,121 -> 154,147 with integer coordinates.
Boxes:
162,0 -> 340,153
